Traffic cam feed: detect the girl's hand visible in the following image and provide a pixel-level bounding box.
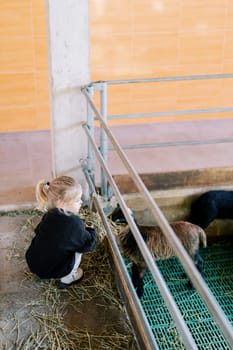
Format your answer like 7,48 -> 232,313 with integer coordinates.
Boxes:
85,221 -> 94,228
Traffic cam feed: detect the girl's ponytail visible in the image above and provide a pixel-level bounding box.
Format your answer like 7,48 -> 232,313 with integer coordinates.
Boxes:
35,175 -> 82,211
36,179 -> 50,211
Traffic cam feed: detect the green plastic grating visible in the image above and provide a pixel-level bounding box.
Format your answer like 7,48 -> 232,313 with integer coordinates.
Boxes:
125,241 -> 233,349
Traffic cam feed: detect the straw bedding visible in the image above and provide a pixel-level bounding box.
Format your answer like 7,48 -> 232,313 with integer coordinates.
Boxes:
0,208 -> 138,350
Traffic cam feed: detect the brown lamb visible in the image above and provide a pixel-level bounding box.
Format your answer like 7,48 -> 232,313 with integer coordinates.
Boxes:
111,205 -> 207,298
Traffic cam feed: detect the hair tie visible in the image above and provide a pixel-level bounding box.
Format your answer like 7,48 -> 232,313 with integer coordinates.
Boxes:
44,182 -> 50,191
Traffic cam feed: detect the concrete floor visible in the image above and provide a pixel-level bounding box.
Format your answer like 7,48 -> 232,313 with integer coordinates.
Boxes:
103,118 -> 233,176
1,118 -> 233,210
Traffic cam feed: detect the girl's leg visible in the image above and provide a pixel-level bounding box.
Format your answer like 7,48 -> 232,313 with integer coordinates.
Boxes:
60,253 -> 83,286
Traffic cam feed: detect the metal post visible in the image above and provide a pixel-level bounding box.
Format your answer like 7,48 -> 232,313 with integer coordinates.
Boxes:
100,82 -> 108,200
86,86 -> 95,184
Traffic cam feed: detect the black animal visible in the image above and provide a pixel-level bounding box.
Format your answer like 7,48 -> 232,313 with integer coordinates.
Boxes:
188,190 -> 233,229
110,204 -> 206,298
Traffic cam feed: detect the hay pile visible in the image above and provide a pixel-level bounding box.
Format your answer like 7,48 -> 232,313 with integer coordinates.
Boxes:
0,208 -> 138,350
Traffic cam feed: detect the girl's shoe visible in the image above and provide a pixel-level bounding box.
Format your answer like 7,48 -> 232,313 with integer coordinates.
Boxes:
59,268 -> 84,289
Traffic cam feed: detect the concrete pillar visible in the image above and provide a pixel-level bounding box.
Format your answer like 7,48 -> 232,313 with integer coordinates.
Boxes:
45,0 -> 90,199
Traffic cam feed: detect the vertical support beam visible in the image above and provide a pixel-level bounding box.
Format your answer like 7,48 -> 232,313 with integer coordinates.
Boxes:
100,82 -> 108,199
45,0 -> 90,199
86,86 -> 95,185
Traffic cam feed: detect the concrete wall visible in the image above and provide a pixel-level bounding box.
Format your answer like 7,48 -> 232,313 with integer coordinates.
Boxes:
111,168 -> 233,242
122,184 -> 233,243
46,0 -> 90,198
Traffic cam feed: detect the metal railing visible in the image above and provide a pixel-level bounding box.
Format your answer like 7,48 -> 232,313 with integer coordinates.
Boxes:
82,161 -> 159,350
81,75 -> 233,349
84,74 -> 233,198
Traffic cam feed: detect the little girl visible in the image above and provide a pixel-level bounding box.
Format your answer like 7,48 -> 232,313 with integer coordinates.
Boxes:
25,175 -> 96,289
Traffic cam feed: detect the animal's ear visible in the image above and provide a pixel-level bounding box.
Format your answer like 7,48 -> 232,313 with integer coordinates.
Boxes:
117,203 -> 120,208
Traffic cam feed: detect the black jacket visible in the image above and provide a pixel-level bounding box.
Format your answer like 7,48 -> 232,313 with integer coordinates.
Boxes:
25,208 -> 96,279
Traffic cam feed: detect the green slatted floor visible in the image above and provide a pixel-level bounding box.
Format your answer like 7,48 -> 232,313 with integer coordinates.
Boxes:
125,241 -> 233,350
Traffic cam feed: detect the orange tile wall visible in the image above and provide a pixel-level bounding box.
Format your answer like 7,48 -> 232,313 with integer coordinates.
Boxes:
90,0 -> 233,125
0,0 -> 50,132
1,0 -> 233,132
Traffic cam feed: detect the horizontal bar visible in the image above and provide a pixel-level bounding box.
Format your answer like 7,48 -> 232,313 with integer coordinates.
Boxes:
108,138 -> 233,151
107,107 -> 233,120
86,73 -> 233,87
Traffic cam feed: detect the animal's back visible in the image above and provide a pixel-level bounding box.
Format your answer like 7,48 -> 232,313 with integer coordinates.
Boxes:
193,190 -> 233,208
189,190 -> 233,228
139,221 -> 206,259
171,221 -> 207,249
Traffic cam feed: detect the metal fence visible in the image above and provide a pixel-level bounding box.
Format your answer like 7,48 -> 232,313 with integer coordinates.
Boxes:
81,75 -> 233,350
83,74 -> 233,199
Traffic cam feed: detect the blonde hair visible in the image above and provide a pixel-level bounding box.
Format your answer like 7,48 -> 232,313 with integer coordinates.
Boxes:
36,175 -> 82,211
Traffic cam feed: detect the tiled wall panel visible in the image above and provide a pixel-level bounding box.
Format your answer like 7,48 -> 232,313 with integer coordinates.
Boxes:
0,0 -> 49,132
1,0 -> 233,132
90,0 -> 233,126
